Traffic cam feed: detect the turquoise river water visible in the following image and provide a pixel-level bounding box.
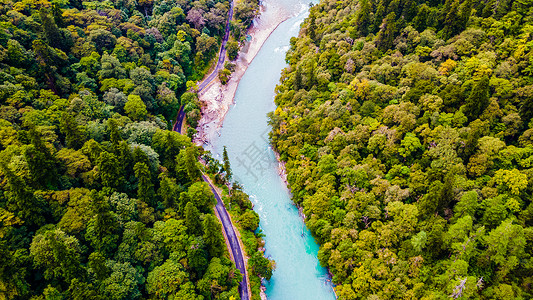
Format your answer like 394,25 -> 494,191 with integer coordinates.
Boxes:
209,0 -> 337,298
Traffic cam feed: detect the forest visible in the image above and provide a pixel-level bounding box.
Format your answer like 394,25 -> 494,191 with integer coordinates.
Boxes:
0,0 -> 268,298
269,0 -> 533,298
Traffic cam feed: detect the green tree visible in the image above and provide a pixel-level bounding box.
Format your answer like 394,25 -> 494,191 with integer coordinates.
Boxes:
151,130 -> 190,172
146,259 -> 193,299
158,174 -> 180,209
249,252 -> 273,280
454,190 -> 478,218
227,40 -> 239,61
124,95 -> 147,121
307,12 -> 317,41
375,13 -> 397,51
98,52 -> 126,80
197,257 -> 241,299
175,146 -> 201,182
85,191 -> 120,253
97,151 -> 124,189
187,237 -> 209,277
184,202 -> 203,236
187,182 -> 215,213
68,279 -> 104,300
441,0 -> 472,40
60,112 -> 86,149
40,9 -> 65,50
30,229 -> 83,283
202,215 -> 225,258
239,210 -> 259,231
107,119 -> 122,145
0,163 -> 47,226
354,0 -> 371,36
88,251 -> 110,281
222,146 -> 232,180
464,76 -> 490,120
101,261 -> 144,299
134,162 -> 155,205
24,127 -> 58,188
483,219 -> 527,278
418,181 -> 443,219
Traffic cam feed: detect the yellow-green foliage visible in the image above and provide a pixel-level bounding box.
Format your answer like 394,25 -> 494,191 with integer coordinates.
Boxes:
271,0 -> 533,298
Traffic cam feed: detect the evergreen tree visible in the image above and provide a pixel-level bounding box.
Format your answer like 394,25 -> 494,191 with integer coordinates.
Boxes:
519,95 -> 533,123
0,163 -> 47,226
132,146 -> 149,166
185,202 -> 203,236
151,131 -> 188,173
293,67 -> 303,90
438,173 -> 455,212
134,162 -> 155,205
88,252 -> 110,282
372,0 -> 386,34
176,146 -> 201,183
413,4 -> 430,32
25,127 -> 58,188
464,76 -> 490,121
418,181 -> 443,219
39,8 -> 64,49
222,146 -> 232,180
86,191 -> 120,253
158,174 -> 180,209
185,147 -> 201,181
32,40 -> 59,92
97,151 -> 124,189
60,112 -> 86,149
402,0 -> 418,21
117,141 -> 134,177
179,192 -> 191,214
107,119 -> 122,145
51,3 -> 64,27
355,0 -> 371,36
202,215 -> 225,258
441,0 -> 471,40
307,12 -> 317,41
375,12 -> 397,51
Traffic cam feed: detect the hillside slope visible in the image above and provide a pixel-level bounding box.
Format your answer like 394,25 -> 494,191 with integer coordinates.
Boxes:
270,0 -> 533,298
0,0 -> 262,298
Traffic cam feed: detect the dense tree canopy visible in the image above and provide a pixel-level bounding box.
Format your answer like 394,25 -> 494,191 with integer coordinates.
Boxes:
270,0 -> 533,298
0,0 -> 259,297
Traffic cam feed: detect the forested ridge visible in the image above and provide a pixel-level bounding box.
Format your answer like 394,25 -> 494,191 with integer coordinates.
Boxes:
0,0 -> 266,298
270,0 -> 533,298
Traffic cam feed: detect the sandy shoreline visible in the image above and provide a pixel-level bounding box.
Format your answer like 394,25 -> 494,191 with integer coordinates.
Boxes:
193,0 -> 294,148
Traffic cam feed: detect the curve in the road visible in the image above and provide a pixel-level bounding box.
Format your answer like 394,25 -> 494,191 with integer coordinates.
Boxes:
172,2 -> 250,299
201,174 -> 250,300
173,106 -> 185,134
197,0 -> 234,92
174,0 -> 234,134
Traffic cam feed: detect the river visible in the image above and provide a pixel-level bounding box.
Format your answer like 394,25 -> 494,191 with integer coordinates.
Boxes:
208,0 -> 336,298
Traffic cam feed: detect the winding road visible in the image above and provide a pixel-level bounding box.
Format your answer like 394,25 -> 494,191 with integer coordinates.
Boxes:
197,0 -> 234,92
174,112 -> 251,300
172,2 -> 250,299
173,106 -> 185,133
175,0 -> 234,134
201,174 -> 250,300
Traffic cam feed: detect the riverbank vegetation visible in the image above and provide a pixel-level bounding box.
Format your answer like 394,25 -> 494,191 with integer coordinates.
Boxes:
204,149 -> 274,300
270,0 -> 533,298
227,183 -> 273,300
0,0 -> 258,298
